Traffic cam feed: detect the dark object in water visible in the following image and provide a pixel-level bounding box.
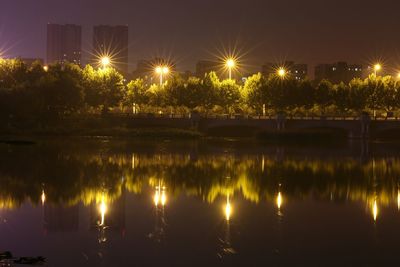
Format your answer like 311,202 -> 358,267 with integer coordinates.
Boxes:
0,251 -> 12,260
0,140 -> 36,145
14,256 -> 46,265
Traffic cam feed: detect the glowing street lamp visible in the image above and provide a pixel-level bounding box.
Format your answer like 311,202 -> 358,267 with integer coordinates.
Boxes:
373,64 -> 382,77
277,67 -> 287,79
155,66 -> 169,86
101,56 -> 111,69
225,58 -> 236,80
43,65 -> 49,72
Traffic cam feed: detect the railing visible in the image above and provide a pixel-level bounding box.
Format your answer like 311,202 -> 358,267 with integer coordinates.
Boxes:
77,113 -> 400,121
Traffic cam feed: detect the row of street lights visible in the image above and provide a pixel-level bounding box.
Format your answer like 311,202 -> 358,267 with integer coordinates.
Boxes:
98,56 -> 397,85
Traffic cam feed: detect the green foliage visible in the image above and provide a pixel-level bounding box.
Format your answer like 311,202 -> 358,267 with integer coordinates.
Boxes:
125,78 -> 149,109
1,58 -> 400,119
82,65 -> 124,111
242,73 -> 267,113
315,80 -> 333,114
218,79 -> 241,113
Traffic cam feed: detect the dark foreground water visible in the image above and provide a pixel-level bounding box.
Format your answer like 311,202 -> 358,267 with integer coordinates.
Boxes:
1,139 -> 400,266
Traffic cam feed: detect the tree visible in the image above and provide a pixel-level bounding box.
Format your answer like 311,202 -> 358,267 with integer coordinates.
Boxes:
163,73 -> 186,108
33,63 -> 85,116
378,76 -> 397,113
177,77 -> 204,110
242,73 -> 267,114
296,79 -> 315,112
218,79 -> 241,114
147,84 -> 166,108
266,76 -> 297,114
125,78 -> 149,112
333,82 -> 350,115
83,65 -> 125,112
200,72 -> 220,111
348,78 -> 367,113
315,80 -> 333,115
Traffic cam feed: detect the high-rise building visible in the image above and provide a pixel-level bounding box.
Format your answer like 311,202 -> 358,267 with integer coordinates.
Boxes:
262,61 -> 308,80
314,62 -> 363,83
47,24 -> 82,65
93,25 -> 129,74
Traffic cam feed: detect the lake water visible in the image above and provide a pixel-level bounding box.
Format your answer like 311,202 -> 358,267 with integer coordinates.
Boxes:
1,139 -> 400,266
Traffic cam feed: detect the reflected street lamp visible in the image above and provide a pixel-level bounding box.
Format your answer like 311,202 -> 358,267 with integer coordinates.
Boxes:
225,194 -> 232,221
276,192 -> 283,210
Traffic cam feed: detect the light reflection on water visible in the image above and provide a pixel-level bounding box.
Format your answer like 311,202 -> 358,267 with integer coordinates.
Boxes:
1,140 -> 400,265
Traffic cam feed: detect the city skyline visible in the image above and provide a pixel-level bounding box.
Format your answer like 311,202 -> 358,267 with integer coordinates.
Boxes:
1,0 -> 400,74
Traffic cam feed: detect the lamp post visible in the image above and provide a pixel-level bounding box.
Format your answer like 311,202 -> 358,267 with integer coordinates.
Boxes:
372,64 -> 382,119
155,66 -> 169,86
225,58 -> 235,80
373,64 -> 381,77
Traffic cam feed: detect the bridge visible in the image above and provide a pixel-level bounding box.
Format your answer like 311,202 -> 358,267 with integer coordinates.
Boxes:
103,113 -> 400,139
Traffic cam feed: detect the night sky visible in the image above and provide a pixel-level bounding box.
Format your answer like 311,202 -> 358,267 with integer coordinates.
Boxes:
1,0 -> 400,73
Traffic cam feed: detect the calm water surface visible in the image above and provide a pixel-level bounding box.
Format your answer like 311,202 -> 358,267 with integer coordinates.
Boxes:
1,139 -> 400,266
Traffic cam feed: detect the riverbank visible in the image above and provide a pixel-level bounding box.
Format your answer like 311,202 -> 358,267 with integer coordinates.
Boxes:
3,114 -> 400,141
0,126 -> 202,142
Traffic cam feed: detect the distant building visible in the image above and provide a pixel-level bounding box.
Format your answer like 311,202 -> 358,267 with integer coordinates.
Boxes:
20,58 -> 44,66
181,70 -> 194,80
314,62 -> 363,83
131,59 -> 152,79
132,57 -> 176,81
47,24 -> 82,65
196,60 -> 220,77
93,25 -> 129,74
262,61 -> 308,80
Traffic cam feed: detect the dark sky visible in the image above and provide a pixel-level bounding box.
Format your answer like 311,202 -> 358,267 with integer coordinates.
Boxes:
1,0 -> 400,73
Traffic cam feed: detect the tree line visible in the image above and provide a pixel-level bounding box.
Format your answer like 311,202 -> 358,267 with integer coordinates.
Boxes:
1,59 -> 400,119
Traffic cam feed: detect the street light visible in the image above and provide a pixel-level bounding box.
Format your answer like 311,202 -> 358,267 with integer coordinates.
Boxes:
277,67 -> 287,79
101,56 -> 111,69
225,58 -> 236,80
374,64 -> 382,77
155,66 -> 169,86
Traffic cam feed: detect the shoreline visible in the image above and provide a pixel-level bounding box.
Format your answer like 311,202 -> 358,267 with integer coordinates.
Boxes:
1,126 -> 399,145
